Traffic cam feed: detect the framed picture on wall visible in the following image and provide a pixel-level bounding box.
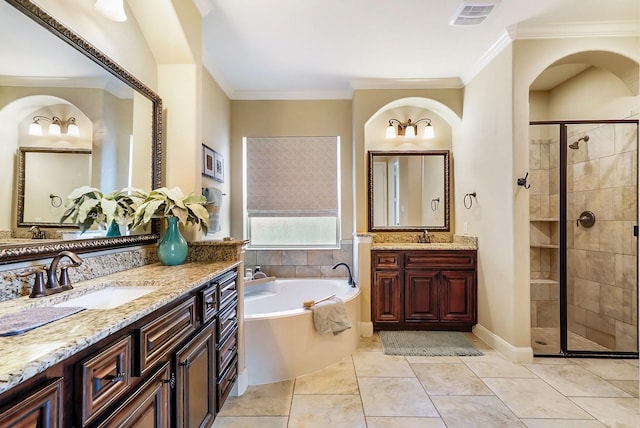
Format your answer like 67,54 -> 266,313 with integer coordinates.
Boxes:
214,151 -> 224,182
202,144 -> 215,178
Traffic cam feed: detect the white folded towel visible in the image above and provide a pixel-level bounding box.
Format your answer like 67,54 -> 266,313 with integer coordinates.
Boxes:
311,296 -> 352,336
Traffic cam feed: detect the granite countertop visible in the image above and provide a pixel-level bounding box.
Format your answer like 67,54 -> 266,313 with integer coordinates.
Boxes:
371,242 -> 477,250
0,260 -> 240,395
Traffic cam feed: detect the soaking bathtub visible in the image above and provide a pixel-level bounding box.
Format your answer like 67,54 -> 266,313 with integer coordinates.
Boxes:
244,278 -> 360,385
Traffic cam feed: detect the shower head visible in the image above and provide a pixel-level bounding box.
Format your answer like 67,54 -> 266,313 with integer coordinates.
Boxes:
569,135 -> 589,150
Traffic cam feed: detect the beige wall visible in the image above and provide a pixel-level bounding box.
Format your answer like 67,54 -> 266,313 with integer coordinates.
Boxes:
229,99 -> 353,241
456,46 -> 532,356
201,69 -> 232,239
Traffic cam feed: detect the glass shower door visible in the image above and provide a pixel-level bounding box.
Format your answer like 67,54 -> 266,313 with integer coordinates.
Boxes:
565,122 -> 638,354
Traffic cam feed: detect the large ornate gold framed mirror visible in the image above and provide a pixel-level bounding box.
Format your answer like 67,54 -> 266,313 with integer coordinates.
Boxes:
368,150 -> 450,232
0,0 -> 162,263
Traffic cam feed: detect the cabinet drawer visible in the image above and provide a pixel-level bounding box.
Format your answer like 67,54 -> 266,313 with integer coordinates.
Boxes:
373,251 -> 401,269
405,251 -> 476,269
199,281 -> 218,324
0,378 -> 62,428
136,297 -> 197,376
217,303 -> 238,343
217,356 -> 238,412
217,328 -> 238,373
218,271 -> 238,308
78,336 -> 132,426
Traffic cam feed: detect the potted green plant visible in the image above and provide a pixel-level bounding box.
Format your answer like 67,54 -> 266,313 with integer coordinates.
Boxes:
61,186 -> 147,235
131,187 -> 210,265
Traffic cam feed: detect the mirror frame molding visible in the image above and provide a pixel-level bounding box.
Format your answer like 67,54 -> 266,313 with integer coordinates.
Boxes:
0,0 -> 162,264
368,150 -> 450,232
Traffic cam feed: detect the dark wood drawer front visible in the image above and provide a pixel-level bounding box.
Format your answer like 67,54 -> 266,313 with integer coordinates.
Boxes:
0,378 -> 62,428
405,251 -> 476,269
79,336 -> 132,426
136,297 -> 197,376
217,328 -> 238,373
373,252 -> 401,269
218,303 -> 238,342
217,356 -> 238,412
200,282 -> 218,324
218,271 -> 238,307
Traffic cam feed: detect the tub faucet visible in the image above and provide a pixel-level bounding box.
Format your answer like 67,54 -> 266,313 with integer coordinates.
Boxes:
46,250 -> 83,292
332,262 -> 356,287
417,230 -> 430,243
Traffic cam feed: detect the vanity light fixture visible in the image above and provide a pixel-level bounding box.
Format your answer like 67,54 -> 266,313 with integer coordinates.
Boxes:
385,118 -> 435,139
95,0 -> 127,22
29,116 -> 80,137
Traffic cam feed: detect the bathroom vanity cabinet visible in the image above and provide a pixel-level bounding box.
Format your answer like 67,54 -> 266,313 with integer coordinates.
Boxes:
0,267 -> 238,428
372,249 -> 477,331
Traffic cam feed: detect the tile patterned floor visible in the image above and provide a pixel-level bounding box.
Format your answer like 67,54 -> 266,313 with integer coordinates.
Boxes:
214,333 -> 639,428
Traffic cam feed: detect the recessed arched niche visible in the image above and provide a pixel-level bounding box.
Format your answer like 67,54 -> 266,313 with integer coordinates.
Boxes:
364,97 -> 461,232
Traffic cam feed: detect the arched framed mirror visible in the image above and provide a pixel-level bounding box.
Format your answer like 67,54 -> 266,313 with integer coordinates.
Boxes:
0,0 -> 162,264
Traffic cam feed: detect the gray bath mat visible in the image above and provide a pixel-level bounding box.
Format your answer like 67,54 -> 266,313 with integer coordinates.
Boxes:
379,330 -> 483,356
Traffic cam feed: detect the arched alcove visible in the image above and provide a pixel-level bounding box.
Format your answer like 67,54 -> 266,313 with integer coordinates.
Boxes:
527,49 -> 639,356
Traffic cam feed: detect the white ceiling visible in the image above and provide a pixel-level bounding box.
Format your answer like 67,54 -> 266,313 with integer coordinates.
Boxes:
199,0 -> 640,99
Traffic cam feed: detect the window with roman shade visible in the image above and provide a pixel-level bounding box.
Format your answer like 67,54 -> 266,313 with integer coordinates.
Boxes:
244,136 -> 340,249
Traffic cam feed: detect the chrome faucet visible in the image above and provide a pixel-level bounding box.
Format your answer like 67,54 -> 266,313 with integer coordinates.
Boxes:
46,251 -> 83,292
332,262 -> 356,287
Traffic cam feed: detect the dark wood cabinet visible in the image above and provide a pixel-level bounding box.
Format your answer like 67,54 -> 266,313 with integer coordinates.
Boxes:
0,267 -> 239,428
0,378 -> 62,428
95,362 -> 171,428
174,321 -> 216,428
372,249 -> 477,331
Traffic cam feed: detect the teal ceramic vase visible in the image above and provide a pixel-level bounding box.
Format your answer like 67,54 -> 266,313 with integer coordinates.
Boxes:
157,216 -> 188,266
106,220 -> 121,237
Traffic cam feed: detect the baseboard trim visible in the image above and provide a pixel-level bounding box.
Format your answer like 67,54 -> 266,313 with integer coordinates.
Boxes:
472,324 -> 534,363
360,322 -> 373,337
231,367 -> 249,396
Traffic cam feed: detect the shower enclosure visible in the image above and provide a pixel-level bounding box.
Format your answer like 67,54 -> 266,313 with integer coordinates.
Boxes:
529,120 -> 639,357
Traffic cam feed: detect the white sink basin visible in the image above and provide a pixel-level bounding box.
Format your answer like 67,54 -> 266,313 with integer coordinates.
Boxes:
53,286 -> 159,310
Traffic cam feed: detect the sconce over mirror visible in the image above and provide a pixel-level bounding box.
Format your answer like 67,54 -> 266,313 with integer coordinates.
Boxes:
0,0 -> 162,264
385,117 -> 435,139
368,150 -> 450,232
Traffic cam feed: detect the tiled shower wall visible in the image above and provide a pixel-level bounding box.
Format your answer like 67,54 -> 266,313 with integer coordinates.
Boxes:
529,126 -> 560,330
244,240 -> 353,279
566,123 -> 638,351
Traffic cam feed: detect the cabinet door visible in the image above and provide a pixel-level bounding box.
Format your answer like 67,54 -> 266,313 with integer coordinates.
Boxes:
175,322 -> 216,428
0,378 -> 62,428
405,270 -> 439,322
372,270 -> 402,324
440,270 -> 476,324
95,362 -> 171,428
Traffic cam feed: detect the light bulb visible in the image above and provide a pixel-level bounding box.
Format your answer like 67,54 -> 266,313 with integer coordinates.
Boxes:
48,122 -> 61,136
385,124 -> 396,139
67,123 -> 80,137
423,123 -> 435,139
28,120 -> 43,136
405,125 -> 416,138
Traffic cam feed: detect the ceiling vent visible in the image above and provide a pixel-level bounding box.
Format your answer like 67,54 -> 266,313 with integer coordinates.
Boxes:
449,1 -> 499,26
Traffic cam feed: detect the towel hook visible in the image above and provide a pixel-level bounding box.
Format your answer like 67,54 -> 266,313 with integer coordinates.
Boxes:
464,192 -> 476,209
517,172 -> 531,189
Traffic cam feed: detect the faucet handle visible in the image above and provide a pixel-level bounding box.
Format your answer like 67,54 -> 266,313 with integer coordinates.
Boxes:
59,267 -> 72,288
18,267 -> 48,298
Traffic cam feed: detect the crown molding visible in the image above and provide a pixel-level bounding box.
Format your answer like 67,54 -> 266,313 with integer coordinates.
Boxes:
231,89 -> 353,100
350,78 -> 464,90
461,31 -> 513,85
510,20 -> 640,40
